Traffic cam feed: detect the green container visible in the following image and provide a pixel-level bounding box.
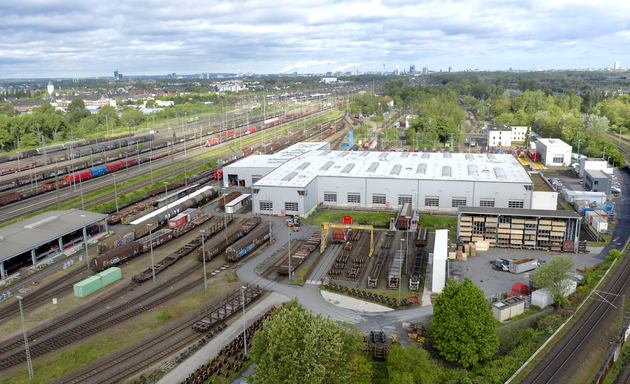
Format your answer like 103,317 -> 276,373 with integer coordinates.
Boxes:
97,267 -> 122,287
73,276 -> 103,298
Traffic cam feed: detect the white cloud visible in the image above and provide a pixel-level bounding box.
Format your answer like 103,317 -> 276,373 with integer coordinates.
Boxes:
279,60 -> 337,74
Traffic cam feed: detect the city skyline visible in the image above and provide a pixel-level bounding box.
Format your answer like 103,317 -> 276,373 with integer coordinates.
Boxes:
1,0 -> 629,78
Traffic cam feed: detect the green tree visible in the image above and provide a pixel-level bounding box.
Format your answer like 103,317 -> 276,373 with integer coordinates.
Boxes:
249,299 -> 372,384
67,98 -> 86,112
431,278 -> 498,367
386,343 -> 437,383
532,256 -> 576,307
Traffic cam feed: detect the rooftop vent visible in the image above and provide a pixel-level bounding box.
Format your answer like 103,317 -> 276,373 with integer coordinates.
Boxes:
319,161 -> 334,171
379,153 -> 389,159
465,154 -> 473,161
319,150 -> 332,156
487,154 -> 497,161
25,216 -> 59,229
360,152 -> 369,157
282,172 -> 298,182
401,152 -> 409,158
338,152 -> 349,158
296,162 -> 310,170
367,162 -> 380,173
444,152 -> 451,159
341,163 -> 355,174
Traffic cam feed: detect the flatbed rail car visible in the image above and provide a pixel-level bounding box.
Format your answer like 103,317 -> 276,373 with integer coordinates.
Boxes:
225,225 -> 270,262
197,217 -> 261,261
276,231 -> 321,275
415,227 -> 428,246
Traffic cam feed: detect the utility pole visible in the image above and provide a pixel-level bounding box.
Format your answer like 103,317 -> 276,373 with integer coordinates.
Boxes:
17,296 -> 34,380
148,224 -> 155,283
288,227 -> 291,281
201,230 -> 207,292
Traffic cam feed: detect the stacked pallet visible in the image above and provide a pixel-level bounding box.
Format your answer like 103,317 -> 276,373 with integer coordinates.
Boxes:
485,217 -> 498,246
510,219 -> 524,247
472,216 -> 485,243
550,221 -> 566,251
459,216 -> 472,243
524,220 -> 537,248
537,220 -> 552,250
497,222 -> 511,248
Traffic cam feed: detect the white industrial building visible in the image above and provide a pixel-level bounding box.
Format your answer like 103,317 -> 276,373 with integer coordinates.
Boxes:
223,142 -> 546,218
431,229 -> 449,293
536,138 -> 572,166
577,157 -> 612,178
487,124 -> 529,148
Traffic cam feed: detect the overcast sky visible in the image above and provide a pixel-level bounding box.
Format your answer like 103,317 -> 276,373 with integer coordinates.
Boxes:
1,0 -> 629,79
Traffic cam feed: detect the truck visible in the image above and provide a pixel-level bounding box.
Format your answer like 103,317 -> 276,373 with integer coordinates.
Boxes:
508,258 -> 539,274
494,258 -> 516,271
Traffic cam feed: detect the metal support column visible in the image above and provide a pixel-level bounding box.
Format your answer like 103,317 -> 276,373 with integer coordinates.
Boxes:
31,249 -> 37,265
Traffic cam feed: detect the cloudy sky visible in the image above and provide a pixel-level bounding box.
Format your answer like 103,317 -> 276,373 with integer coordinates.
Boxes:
1,0 -> 629,78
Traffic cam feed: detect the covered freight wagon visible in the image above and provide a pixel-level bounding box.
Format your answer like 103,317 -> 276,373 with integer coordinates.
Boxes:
169,214 -> 187,229
92,242 -> 142,272
197,223 -> 245,261
225,226 -> 270,261
66,170 -> 92,183
219,191 -> 242,208
98,227 -> 136,254
89,165 -> 108,177
136,229 -> 173,252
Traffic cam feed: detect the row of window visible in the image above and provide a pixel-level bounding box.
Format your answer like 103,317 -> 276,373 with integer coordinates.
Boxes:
323,192 -> 524,208
260,197 -> 525,211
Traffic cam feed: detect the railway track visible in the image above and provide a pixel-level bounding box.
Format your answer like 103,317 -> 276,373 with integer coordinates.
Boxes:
2,110 -> 341,223
522,248 -> 630,383
0,265 -> 87,323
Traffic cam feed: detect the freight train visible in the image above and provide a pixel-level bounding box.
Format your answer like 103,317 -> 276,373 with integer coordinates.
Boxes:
197,217 -> 262,261
225,225 -> 270,262
97,187 -> 218,254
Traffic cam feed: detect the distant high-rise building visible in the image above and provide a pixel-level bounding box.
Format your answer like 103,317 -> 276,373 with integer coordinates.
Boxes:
114,70 -> 118,79
410,64 -> 416,73
448,66 -> 453,72
200,73 -> 209,79
118,74 -> 123,80
395,65 -> 400,75
615,61 -> 620,70
246,71 -> 253,76
422,66 -> 428,74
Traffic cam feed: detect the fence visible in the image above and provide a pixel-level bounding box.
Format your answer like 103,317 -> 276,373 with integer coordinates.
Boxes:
497,307 -> 554,335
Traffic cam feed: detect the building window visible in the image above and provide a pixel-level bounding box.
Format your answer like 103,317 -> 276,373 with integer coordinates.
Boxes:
398,195 -> 412,205
285,202 -> 298,211
452,198 -> 467,208
479,199 -> 495,207
324,192 -> 337,203
508,200 -> 524,208
252,175 -> 262,184
260,201 -> 273,211
525,184 -> 533,190
253,189 -> 260,194
348,193 -> 361,204
553,156 -> 564,163
297,190 -> 306,196
372,194 -> 386,205
594,180 -> 599,185
425,197 -> 439,206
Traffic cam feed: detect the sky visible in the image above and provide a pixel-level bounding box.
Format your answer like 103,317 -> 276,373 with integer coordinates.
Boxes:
1,0 -> 630,79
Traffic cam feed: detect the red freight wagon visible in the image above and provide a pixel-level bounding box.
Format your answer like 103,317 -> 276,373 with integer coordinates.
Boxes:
121,158 -> 137,167
214,170 -> 223,179
65,170 -> 92,183
42,178 -> 70,191
249,126 -> 256,133
105,160 -> 124,172
169,214 -> 187,229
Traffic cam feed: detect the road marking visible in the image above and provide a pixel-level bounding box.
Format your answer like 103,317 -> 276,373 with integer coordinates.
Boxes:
305,280 -> 322,285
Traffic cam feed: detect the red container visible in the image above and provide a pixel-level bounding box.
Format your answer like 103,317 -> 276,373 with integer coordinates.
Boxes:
65,170 -> 92,183
249,126 -> 256,133
169,214 -> 187,229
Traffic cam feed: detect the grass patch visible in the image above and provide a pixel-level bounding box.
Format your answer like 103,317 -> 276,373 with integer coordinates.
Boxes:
309,210 -> 395,229
156,309 -> 172,322
417,216 -> 458,243
292,264 -> 314,285
497,308 -> 542,327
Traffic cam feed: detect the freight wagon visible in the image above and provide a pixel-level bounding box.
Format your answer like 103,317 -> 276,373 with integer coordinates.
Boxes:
197,217 -> 261,261
169,214 -> 187,229
0,191 -> 21,206
415,227 -> 428,246
331,228 -> 347,243
219,191 -> 242,208
225,225 -> 270,261
136,229 -> 173,253
92,242 -> 142,272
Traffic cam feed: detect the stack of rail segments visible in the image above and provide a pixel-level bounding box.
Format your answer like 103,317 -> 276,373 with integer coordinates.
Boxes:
371,330 -> 387,361
409,248 -> 424,290
328,241 -> 352,278
192,285 -> 264,332
347,230 -> 368,281
276,231 -> 321,275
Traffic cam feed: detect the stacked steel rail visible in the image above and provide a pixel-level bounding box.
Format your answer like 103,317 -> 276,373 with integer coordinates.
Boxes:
367,231 -> 395,288
370,330 -> 387,361
276,231 -> 321,275
347,232 -> 370,281
328,241 -> 353,278
192,285 -> 264,331
409,248 -> 425,290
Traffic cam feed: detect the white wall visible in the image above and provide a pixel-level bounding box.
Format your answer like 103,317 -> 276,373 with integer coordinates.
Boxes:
531,191 -> 558,210
432,229 -> 449,293
488,130 -> 512,148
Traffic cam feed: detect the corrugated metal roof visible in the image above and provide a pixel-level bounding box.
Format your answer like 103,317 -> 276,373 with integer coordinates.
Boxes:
282,171 -> 298,181
341,163 -> 355,174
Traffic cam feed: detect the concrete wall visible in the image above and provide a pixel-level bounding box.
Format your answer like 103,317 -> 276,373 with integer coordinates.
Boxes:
531,191 -> 558,210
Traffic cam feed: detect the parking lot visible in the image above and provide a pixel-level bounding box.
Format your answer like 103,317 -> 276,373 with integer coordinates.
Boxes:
448,246 -> 606,300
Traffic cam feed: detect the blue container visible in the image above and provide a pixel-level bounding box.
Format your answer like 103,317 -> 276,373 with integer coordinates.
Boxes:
583,207 -> 594,217
342,142 -> 348,147
605,202 -> 614,212
89,166 -> 108,177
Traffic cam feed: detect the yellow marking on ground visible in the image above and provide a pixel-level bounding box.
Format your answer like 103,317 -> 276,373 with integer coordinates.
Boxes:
518,157 -> 529,164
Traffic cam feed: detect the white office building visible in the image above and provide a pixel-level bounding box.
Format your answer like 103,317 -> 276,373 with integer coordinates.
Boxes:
536,138 -> 572,166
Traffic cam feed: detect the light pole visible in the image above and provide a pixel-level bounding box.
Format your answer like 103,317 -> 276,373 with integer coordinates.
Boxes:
223,188 -> 227,230
113,174 -> 119,213
164,182 -> 169,212
81,215 -> 89,270
79,175 -> 85,210
17,295 -> 34,379
201,230 -> 207,292
603,146 -> 606,159
577,138 -> 581,156
399,238 -> 404,303
148,224 -> 155,283
242,285 -> 248,355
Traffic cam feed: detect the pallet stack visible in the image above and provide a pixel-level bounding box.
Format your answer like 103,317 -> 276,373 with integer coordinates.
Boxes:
550,221 -> 566,251
497,221 -> 510,248
537,220 -> 551,250
524,220 -> 537,249
472,216 -> 485,243
485,217 -> 498,246
511,219 -> 524,248
459,216 -> 472,243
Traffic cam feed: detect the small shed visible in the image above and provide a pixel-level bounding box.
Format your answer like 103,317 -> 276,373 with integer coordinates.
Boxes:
512,282 -> 530,297
492,297 -> 526,322
531,280 -> 578,308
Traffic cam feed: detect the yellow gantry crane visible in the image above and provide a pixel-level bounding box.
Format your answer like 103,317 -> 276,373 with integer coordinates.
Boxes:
319,222 -> 374,257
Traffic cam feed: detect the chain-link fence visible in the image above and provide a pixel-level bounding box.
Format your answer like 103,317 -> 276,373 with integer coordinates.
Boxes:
497,307 -> 554,335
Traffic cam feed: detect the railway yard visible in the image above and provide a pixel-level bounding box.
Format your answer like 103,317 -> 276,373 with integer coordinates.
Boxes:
3,100 -> 630,384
